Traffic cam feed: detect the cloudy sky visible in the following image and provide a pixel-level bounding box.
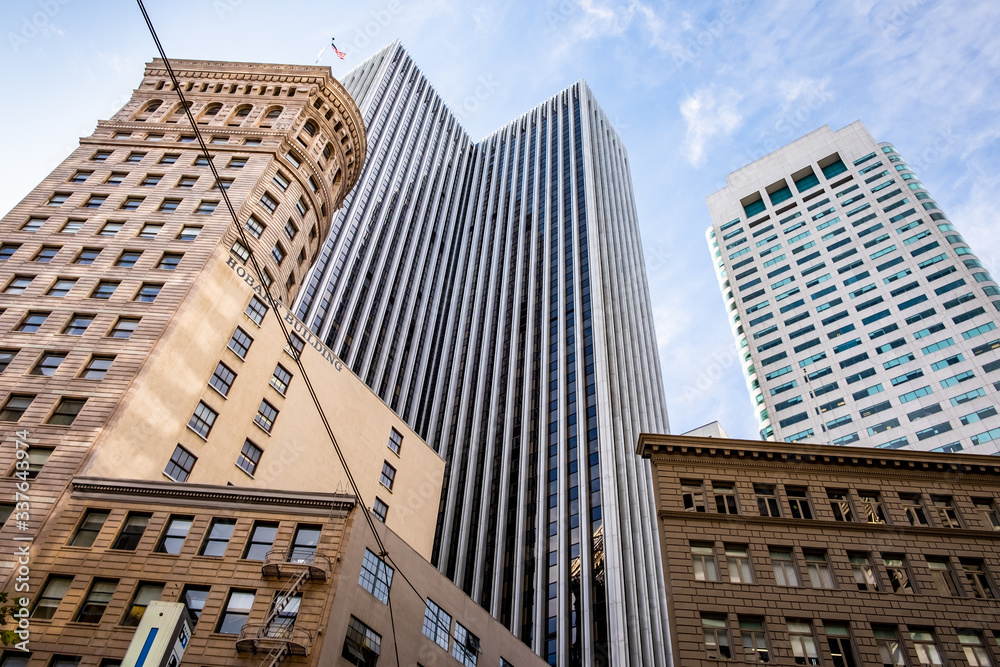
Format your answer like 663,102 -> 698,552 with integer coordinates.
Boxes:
2,0 -> 999,439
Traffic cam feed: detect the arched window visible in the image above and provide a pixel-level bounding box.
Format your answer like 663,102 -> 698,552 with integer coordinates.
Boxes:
134,99 -> 163,122
259,106 -> 283,128
228,104 -> 252,126
322,143 -> 332,160
303,120 -> 317,137
198,103 -> 223,124
165,101 -> 192,124
332,168 -> 342,190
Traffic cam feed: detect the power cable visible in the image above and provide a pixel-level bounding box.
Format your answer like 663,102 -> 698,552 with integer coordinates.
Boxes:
133,7 -> 435,658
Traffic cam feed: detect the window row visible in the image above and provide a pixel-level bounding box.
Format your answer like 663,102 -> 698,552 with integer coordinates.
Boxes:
682,479 -> 999,530
4,279 -> 163,306
90,147 -> 253,168
45,191 -> 219,215
64,509 -> 321,561
0,349 -> 114,379
7,217 -> 208,240
31,574 -> 304,638
66,169 -> 238,191
0,312 -> 139,339
689,541 -> 996,598
700,613 -> 992,666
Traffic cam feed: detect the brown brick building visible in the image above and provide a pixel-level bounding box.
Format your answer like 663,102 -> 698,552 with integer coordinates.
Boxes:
639,430 -> 1000,666
0,59 -> 545,666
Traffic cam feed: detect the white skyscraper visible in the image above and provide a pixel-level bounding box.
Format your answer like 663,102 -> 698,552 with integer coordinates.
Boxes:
708,121 -> 1000,454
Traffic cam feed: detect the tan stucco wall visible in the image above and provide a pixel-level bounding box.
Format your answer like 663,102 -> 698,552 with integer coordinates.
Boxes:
81,247 -> 445,558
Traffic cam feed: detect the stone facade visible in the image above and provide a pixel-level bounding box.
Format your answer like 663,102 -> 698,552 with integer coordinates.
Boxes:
639,431 -> 1000,666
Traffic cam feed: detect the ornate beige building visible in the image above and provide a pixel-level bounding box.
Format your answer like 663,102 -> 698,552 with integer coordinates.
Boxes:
0,59 -> 543,667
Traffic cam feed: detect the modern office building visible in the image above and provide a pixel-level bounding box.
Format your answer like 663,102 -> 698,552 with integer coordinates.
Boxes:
639,429 -> 1000,667
0,58 -> 546,666
296,42 -> 671,666
707,122 -> 1000,454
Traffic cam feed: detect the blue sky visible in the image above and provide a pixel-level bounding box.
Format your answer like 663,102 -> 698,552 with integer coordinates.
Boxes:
2,0 -> 999,439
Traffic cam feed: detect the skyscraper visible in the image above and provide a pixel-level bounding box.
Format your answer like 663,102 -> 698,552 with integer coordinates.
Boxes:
296,42 -> 671,666
707,121 -> 1000,454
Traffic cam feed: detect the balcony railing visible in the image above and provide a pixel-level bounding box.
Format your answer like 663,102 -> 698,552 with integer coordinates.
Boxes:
261,549 -> 331,581
236,622 -> 313,656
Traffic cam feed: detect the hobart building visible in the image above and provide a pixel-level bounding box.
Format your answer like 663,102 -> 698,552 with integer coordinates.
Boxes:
0,59 -> 547,667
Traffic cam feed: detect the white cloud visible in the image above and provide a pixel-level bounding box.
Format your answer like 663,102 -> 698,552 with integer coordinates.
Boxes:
680,86 -> 743,166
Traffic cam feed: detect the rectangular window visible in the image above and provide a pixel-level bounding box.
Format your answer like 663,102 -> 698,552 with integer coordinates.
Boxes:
245,296 -> 268,325
713,482 -> 739,514
690,543 -> 719,581
120,196 -> 143,210
926,557 -> 959,596
158,198 -> 180,213
787,620 -> 819,665
181,585 -> 211,624
31,351 -> 66,376
725,545 -> 754,583
75,579 -> 118,623
194,518 -> 237,561
176,225 -> 201,242
422,599 -> 452,650
958,631 -> 993,666
827,489 -> 855,521
109,316 -> 140,339
121,582 -> 164,626
195,200 -> 217,214
32,575 -> 73,619
343,616 -> 381,666
858,491 -> 887,524
372,497 -> 389,522
754,484 -> 780,517
228,326 -> 254,359
682,480 -> 706,512
47,193 -> 70,207
48,397 -> 86,426
804,551 -> 835,588
0,394 -> 34,422
973,498 -> 1000,531
379,461 -> 396,491
260,192 -> 278,213
786,487 -> 813,519
236,439 -> 262,476
46,278 -> 77,297
187,401 -> 217,438
162,445 -> 196,486
882,555 -> 914,593
90,280 -> 119,299
359,548 -> 394,603
243,521 -> 278,560
209,362 -> 236,397
824,622 -> 858,667
388,427 -> 403,455
269,364 -> 291,395
701,615 -> 732,660
254,399 -> 278,433
909,628 -> 945,666
932,495 -> 961,528
849,552 -> 879,591
155,516 -> 192,555
246,215 -> 265,238
452,622 -> 480,667
960,560 -> 995,599
112,513 -> 151,551
770,549 -> 799,586
874,626 -> 907,666
138,222 -> 162,238
70,509 -> 110,547
114,250 -> 142,268
739,617 -> 770,663
217,590 -> 255,634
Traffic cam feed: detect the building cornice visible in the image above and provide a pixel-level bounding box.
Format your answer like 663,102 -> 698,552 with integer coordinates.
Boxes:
637,433 -> 1000,478
71,477 -> 356,516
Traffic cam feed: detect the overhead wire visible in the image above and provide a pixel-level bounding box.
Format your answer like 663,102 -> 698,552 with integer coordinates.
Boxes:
134,3 -> 432,663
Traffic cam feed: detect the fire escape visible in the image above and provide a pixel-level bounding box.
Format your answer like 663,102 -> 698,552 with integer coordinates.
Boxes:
236,547 -> 333,667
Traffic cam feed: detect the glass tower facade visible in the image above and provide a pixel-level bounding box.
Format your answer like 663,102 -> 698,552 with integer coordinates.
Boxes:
296,42 -> 670,666
707,122 -> 1000,455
